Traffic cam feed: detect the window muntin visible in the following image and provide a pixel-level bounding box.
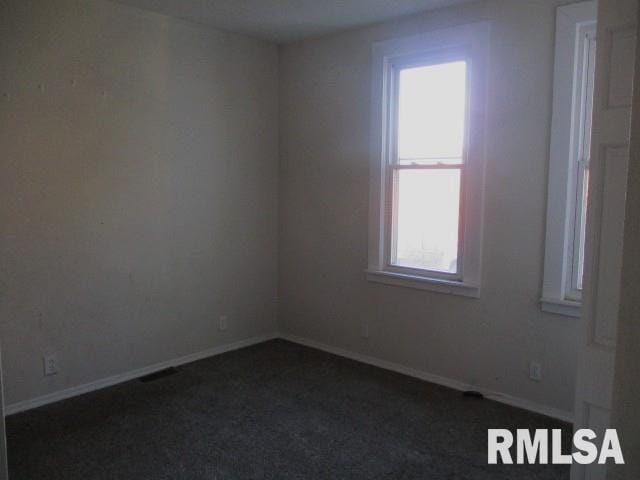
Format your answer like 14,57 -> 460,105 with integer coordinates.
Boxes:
387,59 -> 468,278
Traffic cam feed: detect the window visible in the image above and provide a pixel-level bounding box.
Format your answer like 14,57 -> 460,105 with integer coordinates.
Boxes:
393,61 -> 466,277
366,23 -> 489,297
542,1 -> 596,317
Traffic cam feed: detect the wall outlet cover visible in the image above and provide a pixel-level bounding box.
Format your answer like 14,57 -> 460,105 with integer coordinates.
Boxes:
43,353 -> 59,376
529,361 -> 542,382
361,323 -> 370,339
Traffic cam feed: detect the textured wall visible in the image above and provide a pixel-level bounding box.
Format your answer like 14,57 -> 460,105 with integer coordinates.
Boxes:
0,0 -> 279,405
278,0 -> 580,416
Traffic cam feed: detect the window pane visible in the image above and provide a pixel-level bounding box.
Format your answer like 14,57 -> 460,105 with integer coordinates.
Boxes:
576,168 -> 589,290
397,61 -> 467,165
393,169 -> 460,273
573,34 -> 595,293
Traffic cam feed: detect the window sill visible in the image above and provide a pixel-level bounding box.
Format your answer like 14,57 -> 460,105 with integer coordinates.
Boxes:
365,269 -> 480,298
540,297 -> 581,318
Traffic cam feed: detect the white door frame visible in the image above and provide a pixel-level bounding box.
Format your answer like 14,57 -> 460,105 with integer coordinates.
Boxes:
571,0 -> 637,479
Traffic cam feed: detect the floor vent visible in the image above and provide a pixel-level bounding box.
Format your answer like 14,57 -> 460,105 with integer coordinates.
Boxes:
462,390 -> 485,399
139,367 -> 178,383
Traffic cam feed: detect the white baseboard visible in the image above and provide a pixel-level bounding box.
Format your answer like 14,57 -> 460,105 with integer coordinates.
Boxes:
5,331 -> 574,424
279,333 -> 574,424
5,332 -> 278,416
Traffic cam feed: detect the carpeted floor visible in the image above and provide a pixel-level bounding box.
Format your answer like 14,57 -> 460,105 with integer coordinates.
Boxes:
6,339 -> 571,479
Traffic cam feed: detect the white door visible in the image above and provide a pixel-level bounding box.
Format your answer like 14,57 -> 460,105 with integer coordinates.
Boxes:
571,1 -> 637,479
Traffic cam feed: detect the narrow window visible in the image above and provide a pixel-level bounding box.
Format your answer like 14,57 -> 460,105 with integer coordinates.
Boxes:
541,0 -> 596,316
391,60 -> 467,277
367,23 -> 488,297
567,30 -> 596,299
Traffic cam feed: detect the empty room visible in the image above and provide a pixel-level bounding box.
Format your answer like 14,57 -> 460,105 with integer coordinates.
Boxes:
1,0 -> 639,478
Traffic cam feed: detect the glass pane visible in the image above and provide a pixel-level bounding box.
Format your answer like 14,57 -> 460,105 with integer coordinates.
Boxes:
397,61 -> 467,165
574,35 -> 596,293
393,169 -> 461,273
576,168 -> 589,290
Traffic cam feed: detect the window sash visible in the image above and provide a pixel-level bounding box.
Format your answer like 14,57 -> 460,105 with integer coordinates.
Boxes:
565,30 -> 596,301
383,58 -> 469,281
386,165 -> 465,280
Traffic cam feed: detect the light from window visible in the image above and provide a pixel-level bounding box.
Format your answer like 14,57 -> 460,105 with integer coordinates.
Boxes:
397,62 -> 467,164
575,168 -> 589,291
391,61 -> 467,275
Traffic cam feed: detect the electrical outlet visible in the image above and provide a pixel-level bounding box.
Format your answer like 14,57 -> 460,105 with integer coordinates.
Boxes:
361,323 -> 369,339
43,353 -> 59,376
529,361 -> 542,382
219,315 -> 228,331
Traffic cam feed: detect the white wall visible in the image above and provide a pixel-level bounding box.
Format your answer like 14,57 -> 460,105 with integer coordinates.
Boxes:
278,0 -> 580,417
0,0 -> 279,406
0,0 -> 584,419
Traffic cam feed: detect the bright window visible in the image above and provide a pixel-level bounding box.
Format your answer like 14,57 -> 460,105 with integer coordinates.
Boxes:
367,23 -> 489,297
392,61 -> 467,276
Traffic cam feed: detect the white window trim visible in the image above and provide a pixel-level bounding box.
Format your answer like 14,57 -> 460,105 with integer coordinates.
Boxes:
542,1 -> 596,318
366,23 -> 489,298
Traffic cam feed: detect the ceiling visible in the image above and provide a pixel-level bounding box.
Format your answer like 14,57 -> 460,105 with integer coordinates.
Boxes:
111,0 -> 473,44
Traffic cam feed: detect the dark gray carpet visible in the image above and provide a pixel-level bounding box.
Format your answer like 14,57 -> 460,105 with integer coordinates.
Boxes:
7,339 -> 571,479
